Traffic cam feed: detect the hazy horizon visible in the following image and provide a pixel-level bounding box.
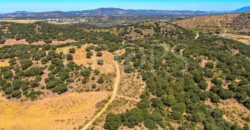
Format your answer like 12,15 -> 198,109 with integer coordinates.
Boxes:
0,0 -> 249,13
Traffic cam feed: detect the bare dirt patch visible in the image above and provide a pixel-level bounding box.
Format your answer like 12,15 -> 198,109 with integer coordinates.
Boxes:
0,92 -> 111,130
0,19 -> 43,24
118,72 -> 146,100
57,44 -> 115,74
219,99 -> 250,127
205,99 -> 250,127
221,33 -> 250,45
173,14 -> 240,31
0,59 -> 10,67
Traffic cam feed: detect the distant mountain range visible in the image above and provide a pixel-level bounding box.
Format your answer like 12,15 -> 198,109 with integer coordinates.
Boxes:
0,7 -> 249,19
235,6 -> 250,12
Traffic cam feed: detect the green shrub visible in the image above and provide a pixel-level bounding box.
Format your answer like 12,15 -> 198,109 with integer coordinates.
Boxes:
97,77 -> 104,84
104,114 -> 122,130
52,84 -> 68,94
171,111 -> 183,120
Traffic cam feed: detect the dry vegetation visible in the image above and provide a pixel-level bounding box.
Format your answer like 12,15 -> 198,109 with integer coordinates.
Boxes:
173,14 -> 240,31
0,19 -> 43,24
0,59 -> 9,67
220,33 -> 250,45
56,44 -> 115,74
205,99 -> 250,127
0,92 -> 111,130
84,63 -> 146,129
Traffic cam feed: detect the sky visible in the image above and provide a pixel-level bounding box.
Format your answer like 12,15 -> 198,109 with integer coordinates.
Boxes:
0,0 -> 249,13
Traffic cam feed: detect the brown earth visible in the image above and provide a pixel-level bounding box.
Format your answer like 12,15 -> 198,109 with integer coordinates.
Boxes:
0,92 -> 111,130
205,99 -> 250,127
56,44 -> 115,74
173,14 -> 240,32
0,19 -> 43,24
0,59 -> 10,67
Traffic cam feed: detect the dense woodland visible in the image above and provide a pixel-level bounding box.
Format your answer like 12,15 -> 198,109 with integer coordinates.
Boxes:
0,21 -> 249,129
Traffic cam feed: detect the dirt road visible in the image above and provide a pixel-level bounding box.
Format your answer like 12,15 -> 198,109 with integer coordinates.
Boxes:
82,61 -> 120,130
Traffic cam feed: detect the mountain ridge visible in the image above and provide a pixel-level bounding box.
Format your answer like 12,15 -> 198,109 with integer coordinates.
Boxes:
0,6 -> 249,18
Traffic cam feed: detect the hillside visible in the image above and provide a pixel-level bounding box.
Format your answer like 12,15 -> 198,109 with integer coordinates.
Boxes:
0,21 -> 194,46
173,13 -> 250,32
235,6 -> 250,12
0,8 -> 215,18
0,21 -> 250,130
173,13 -> 250,44
230,13 -> 250,31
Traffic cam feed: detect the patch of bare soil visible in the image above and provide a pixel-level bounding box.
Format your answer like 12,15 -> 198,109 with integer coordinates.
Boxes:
57,44 -> 115,74
1,19 -> 43,23
219,99 -> 250,127
205,99 -> 250,127
0,59 -> 10,67
222,33 -> 250,45
118,72 -> 146,100
173,14 -> 240,31
0,92 -> 111,130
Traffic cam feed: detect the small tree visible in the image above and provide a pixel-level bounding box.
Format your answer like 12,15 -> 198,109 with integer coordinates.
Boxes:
98,59 -> 104,65
171,111 -> 183,120
0,38 -> 6,44
205,62 -> 214,69
104,114 -> 122,130
96,51 -> 103,57
66,54 -> 73,60
86,52 -> 93,58
69,48 -> 76,53
92,84 -> 97,89
243,99 -> 250,109
52,84 -> 68,94
97,77 -> 104,84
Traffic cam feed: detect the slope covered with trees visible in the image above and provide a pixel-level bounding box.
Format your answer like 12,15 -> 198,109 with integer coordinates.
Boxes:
0,21 -> 249,130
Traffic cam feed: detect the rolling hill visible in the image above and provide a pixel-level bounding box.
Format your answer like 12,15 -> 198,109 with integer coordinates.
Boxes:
173,13 -> 250,32
0,6 -> 250,18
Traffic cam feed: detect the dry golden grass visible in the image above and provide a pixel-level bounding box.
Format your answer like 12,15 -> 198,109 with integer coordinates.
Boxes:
173,14 -> 240,30
219,99 -> 250,127
226,33 -> 250,45
0,19 -> 42,23
0,60 -> 10,67
0,92 -> 111,130
118,72 -> 146,100
205,99 -> 250,127
57,44 -> 115,74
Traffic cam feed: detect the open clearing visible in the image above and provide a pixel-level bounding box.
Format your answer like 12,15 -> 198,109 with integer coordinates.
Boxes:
56,44 -> 115,74
205,99 -> 250,127
0,92 -> 111,130
0,60 -> 10,67
0,19 -> 43,23
220,33 -> 250,45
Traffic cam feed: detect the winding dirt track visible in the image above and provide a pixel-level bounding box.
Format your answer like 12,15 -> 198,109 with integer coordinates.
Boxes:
82,61 -> 120,130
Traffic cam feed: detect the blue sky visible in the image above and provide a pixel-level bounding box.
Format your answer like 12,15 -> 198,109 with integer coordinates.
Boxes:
0,0 -> 249,13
